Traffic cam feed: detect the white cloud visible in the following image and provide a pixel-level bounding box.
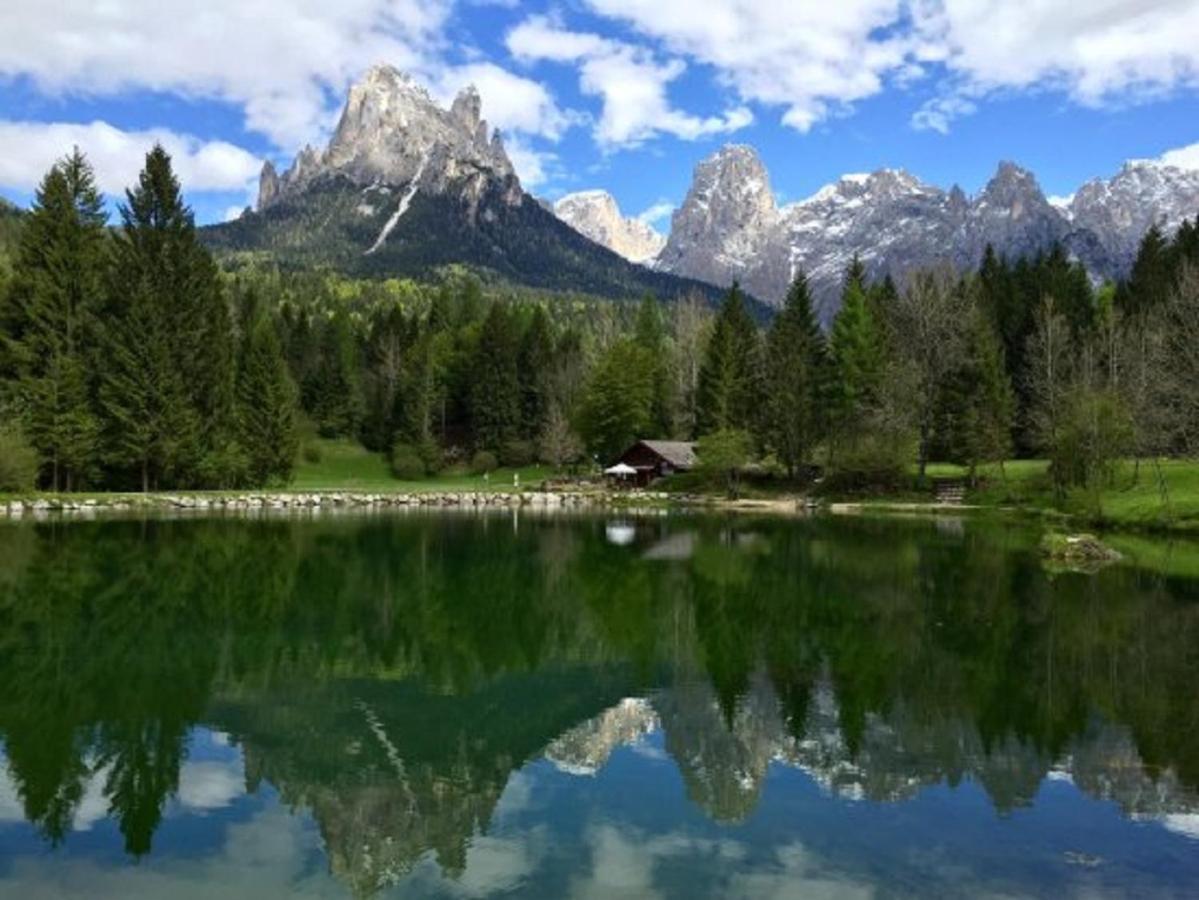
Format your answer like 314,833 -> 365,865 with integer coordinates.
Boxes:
0,1 -> 453,149
1158,141 -> 1199,171
912,0 -> 1199,130
0,120 -> 262,197
574,1 -> 1199,135
580,0 -> 914,132
432,62 -> 579,143
507,16 -> 752,149
174,760 -> 244,812
637,201 -> 675,227
910,94 -> 978,134
503,135 -> 558,188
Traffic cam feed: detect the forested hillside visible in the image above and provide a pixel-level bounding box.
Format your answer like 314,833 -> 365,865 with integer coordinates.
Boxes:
202,171 -> 731,306
2,144 -> 1197,501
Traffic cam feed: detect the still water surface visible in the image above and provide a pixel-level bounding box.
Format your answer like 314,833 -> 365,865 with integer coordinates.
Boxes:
1,511 -> 1198,897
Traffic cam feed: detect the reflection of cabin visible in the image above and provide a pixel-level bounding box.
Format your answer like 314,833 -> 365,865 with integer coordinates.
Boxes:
615,441 -> 698,486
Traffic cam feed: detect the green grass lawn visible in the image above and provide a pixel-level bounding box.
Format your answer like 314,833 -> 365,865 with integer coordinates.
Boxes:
290,438 -> 556,493
920,458 -> 1199,531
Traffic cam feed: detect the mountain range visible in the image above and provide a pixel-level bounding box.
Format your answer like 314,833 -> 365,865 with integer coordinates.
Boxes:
559,146 -> 1199,313
202,64 -> 1199,315
202,65 -> 724,305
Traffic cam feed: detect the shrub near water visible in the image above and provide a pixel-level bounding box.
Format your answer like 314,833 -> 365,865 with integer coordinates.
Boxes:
390,442 -> 427,480
0,426 -> 38,492
470,450 -> 498,475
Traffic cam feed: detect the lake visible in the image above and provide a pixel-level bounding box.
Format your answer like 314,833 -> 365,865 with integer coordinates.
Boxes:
1,510 -> 1197,898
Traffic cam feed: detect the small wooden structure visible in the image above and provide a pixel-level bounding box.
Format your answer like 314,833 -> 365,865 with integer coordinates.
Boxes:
614,440 -> 698,486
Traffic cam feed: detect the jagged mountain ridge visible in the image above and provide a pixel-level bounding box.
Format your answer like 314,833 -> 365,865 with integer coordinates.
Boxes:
552,190 -> 665,264
203,65 -> 729,306
656,145 -> 1199,313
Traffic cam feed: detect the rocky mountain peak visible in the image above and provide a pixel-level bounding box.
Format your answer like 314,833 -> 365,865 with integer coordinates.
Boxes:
689,144 -> 778,222
257,63 -> 516,212
655,142 -> 1199,315
450,84 -> 483,134
257,161 -> 280,212
978,161 -> 1047,210
656,144 -> 786,299
552,190 -> 665,263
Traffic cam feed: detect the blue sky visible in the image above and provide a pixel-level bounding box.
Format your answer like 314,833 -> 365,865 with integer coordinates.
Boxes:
1,1 -> 1197,227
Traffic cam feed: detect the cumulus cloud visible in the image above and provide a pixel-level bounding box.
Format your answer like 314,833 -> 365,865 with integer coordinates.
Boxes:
580,0 -> 914,132
507,16 -> 752,148
912,1 -> 1199,130
0,1 -> 453,149
1158,141 -> 1199,171
503,135 -> 558,188
433,62 -> 577,142
575,1 -> 1199,134
0,2 -> 579,201
637,201 -> 675,228
0,120 -> 262,197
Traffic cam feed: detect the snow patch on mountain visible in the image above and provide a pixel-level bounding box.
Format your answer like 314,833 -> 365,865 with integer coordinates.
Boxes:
655,145 -> 1199,316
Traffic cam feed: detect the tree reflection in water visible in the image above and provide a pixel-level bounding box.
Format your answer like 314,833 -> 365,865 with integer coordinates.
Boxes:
1,512 -> 1198,894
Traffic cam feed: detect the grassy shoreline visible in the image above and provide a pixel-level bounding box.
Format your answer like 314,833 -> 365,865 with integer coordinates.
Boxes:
5,439 -> 1199,537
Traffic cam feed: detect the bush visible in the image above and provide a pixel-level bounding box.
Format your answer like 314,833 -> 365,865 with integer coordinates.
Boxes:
470,450 -> 499,475
500,439 -> 535,468
0,425 -> 39,492
418,436 -> 444,475
390,442 -> 426,480
302,442 -> 323,464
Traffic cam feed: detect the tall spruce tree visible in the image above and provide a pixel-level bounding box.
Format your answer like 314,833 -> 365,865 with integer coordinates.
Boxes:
100,145 -> 234,488
828,264 -> 886,438
518,305 -> 554,439
633,294 -> 677,437
1124,224 -> 1171,317
764,272 -> 827,480
310,311 -> 363,438
470,302 -> 521,450
7,149 -> 106,490
237,314 -> 299,485
696,283 -> 762,436
941,306 -> 1014,483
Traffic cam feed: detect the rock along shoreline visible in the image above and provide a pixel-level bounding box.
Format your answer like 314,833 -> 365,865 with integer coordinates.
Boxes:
1,489 -> 678,518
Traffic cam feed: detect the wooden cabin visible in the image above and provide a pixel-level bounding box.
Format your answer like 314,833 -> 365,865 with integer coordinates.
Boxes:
615,440 -> 698,486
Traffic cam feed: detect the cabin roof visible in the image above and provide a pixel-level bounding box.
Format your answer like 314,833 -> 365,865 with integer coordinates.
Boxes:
633,440 -> 698,469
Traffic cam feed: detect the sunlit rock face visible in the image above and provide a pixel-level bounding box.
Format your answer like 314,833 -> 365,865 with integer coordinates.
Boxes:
545,697 -> 658,775
656,145 -> 1199,315
552,191 -> 665,264
259,64 -> 518,215
653,672 -> 796,822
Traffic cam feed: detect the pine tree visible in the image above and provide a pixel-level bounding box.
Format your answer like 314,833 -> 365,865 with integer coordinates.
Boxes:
99,145 -> 237,488
99,276 -> 196,491
942,307 -> 1014,483
633,294 -> 676,436
696,283 -> 762,436
828,265 -> 886,440
237,314 -> 299,485
310,311 -> 364,438
469,302 -> 521,450
518,305 -> 554,439
764,272 -> 827,479
1125,224 -> 1171,317
7,149 -> 106,491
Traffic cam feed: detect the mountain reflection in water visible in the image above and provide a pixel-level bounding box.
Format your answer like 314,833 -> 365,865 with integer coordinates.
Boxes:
1,512 -> 1198,897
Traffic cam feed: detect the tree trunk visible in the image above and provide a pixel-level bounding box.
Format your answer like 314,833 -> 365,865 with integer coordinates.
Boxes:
141,459 -> 149,494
